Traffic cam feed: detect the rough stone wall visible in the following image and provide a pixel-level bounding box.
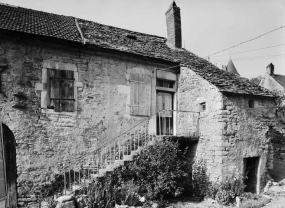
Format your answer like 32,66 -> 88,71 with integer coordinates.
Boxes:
221,95 -> 277,191
178,66 -> 280,191
178,66 -> 225,181
0,32 -> 170,203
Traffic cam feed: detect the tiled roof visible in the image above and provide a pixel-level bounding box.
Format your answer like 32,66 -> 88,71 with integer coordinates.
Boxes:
0,3 -> 275,98
78,19 -> 274,97
272,74 -> 285,89
0,3 -> 82,42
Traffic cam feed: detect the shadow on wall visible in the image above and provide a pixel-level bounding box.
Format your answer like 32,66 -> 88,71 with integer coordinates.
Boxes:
269,160 -> 285,183
3,124 -> 17,208
267,127 -> 285,183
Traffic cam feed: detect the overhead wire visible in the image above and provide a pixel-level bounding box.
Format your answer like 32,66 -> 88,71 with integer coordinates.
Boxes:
210,43 -> 285,59
212,53 -> 285,62
208,26 -> 285,57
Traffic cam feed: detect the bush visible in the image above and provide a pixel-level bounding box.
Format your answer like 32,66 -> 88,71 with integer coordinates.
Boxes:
86,137 -> 190,208
128,138 -> 189,199
192,159 -> 210,199
191,160 -> 245,205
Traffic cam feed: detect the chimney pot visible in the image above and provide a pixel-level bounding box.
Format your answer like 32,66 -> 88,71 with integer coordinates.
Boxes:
266,63 -> 274,75
165,1 -> 182,49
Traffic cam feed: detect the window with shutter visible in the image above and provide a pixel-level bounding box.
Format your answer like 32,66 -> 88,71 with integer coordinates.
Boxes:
36,61 -> 83,115
48,69 -> 75,112
129,73 -> 151,116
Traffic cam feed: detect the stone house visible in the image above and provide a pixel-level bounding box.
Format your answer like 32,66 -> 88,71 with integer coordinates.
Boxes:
0,1 -> 281,206
259,63 -> 285,99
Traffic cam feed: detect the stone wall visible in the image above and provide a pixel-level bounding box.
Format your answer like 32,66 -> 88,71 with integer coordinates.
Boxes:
178,66 -> 280,192
0,32 -> 172,202
221,95 -> 277,192
178,66 -> 225,181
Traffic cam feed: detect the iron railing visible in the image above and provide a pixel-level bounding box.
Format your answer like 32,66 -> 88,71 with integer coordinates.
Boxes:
57,110 -> 200,194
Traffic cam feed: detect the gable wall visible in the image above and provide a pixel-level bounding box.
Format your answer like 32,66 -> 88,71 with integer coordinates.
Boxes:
0,32 -> 172,203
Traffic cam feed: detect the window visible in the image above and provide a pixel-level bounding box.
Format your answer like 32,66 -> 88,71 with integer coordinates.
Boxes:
156,79 -> 175,88
200,102 -> 206,112
249,100 -> 255,108
35,61 -> 82,114
47,69 -> 75,112
129,73 -> 151,116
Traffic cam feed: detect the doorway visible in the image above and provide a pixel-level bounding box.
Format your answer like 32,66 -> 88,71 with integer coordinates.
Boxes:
244,157 -> 260,193
156,92 -> 173,135
2,124 -> 17,208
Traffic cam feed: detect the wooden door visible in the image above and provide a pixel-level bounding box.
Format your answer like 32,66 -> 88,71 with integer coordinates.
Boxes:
0,120 -> 7,207
157,92 -> 173,135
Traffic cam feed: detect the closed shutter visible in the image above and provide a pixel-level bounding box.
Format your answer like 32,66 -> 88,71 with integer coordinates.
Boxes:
49,69 -> 75,112
129,73 -> 151,116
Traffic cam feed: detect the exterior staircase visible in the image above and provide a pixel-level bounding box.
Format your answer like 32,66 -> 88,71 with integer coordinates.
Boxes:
63,110 -> 199,192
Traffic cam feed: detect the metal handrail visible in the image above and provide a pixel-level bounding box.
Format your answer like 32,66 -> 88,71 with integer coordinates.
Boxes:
96,109 -> 200,151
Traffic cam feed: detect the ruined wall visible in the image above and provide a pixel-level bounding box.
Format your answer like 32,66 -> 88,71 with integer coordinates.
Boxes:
178,66 -> 225,181
0,32 -> 169,204
221,95 -> 276,192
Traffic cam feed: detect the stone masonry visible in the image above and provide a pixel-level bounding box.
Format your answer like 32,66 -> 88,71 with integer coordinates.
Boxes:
178,66 -> 281,193
0,32 -> 174,202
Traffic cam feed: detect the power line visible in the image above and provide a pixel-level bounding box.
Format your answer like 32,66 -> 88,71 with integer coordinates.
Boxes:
212,53 -> 285,62
208,26 -> 285,57
210,43 -> 285,59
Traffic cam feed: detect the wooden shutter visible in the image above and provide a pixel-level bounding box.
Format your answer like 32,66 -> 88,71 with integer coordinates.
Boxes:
49,69 -> 74,112
129,73 -> 151,116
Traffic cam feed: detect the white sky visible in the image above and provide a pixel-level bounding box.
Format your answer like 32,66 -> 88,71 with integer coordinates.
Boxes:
1,0 -> 285,78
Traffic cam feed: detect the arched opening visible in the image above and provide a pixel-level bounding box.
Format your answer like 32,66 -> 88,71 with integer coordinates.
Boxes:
2,124 -> 17,208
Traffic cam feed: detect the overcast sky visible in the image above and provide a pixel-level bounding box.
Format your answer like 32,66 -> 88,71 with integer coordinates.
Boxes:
1,0 -> 284,78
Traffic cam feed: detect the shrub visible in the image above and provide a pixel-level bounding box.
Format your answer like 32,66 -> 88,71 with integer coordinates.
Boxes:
86,137 -> 190,208
191,160 -> 245,205
192,159 -> 210,198
128,138 -> 189,200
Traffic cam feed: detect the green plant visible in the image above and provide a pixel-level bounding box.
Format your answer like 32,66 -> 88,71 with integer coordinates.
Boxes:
240,193 -> 270,208
86,137 -> 190,208
192,159 -> 210,199
116,181 -> 141,206
215,189 -> 235,205
127,137 -> 189,200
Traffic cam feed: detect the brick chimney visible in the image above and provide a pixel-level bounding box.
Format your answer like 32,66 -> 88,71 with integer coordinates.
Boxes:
165,1 -> 182,49
266,63 -> 274,75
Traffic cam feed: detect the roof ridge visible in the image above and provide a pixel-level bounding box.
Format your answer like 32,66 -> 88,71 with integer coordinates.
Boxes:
78,18 -> 166,40
0,2 -> 18,8
0,2 -> 75,18
0,2 -> 165,40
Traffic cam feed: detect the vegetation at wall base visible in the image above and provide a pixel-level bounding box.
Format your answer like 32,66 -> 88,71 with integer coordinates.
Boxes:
192,159 -> 245,205
86,137 -> 190,208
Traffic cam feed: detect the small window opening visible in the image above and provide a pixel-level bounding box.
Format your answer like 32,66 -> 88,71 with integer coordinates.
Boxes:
126,34 -> 137,40
249,100 -> 255,108
200,102 -> 206,112
157,79 -> 175,88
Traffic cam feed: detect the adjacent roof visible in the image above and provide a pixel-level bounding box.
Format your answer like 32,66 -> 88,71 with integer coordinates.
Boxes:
0,3 -> 275,98
272,74 -> 285,88
0,3 -> 82,42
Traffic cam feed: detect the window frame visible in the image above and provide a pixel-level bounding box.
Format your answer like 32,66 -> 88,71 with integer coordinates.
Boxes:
35,61 -> 82,115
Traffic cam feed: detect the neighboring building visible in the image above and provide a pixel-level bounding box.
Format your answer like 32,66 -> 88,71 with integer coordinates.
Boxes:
259,63 -> 285,93
0,2 -> 282,206
221,59 -> 240,75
